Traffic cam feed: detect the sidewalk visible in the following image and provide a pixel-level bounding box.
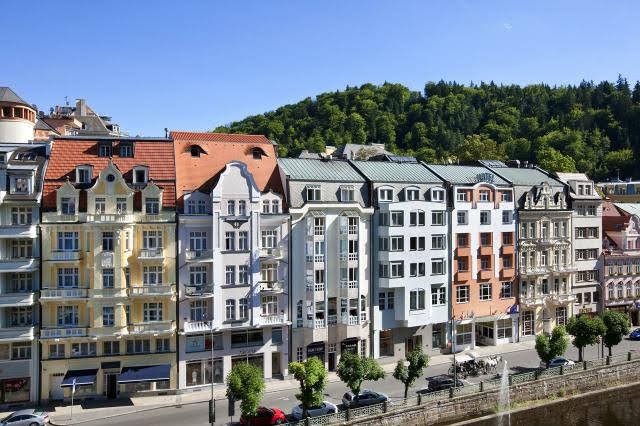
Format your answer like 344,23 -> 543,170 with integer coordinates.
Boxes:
23,340 -> 536,425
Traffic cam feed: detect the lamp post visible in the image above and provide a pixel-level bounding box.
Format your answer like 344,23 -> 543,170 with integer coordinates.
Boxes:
450,315 -> 457,388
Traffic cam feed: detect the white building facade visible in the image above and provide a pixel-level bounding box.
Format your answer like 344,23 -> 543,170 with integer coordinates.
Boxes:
350,160 -> 449,360
279,158 -> 372,371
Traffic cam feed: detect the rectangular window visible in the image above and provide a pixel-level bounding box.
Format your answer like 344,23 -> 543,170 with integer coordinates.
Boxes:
143,266 -> 163,285
102,268 -> 114,288
225,232 -> 235,251
390,261 -> 404,278
431,211 -> 445,225
126,339 -> 151,354
143,302 -> 163,322
102,231 -> 114,251
71,342 -> 96,357
556,307 -> 567,326
340,186 -> 355,202
480,283 -> 492,300
103,341 -> 120,355
480,232 -> 491,246
457,190 -> 468,202
119,143 -> 133,157
431,235 -> 445,249
77,167 -> 91,184
431,286 -> 446,306
456,285 -> 470,303
502,211 -> 512,224
502,232 -> 513,245
479,190 -> 490,201
116,197 -> 127,214
57,306 -> 79,326
457,257 -> 468,271
95,197 -> 106,214
431,189 -> 445,202
378,263 -> 389,278
409,211 -> 426,226
406,188 -> 420,201
409,262 -> 426,277
238,231 -> 249,251
142,230 -> 163,249
261,230 -> 277,248
239,298 -> 249,319
57,231 -> 79,251
61,198 -> 76,215
11,342 -> 31,360
227,200 -> 235,216
306,185 -> 321,201
145,198 -> 159,214
102,306 -> 115,326
378,237 -> 389,251
11,207 -> 32,225
457,211 -> 468,225
390,236 -> 404,251
431,259 -> 445,275
238,265 -> 248,285
480,256 -> 491,270
378,188 -> 393,202
238,200 -> 247,216
409,289 -> 426,311
49,344 -> 65,359
390,211 -> 404,226
480,211 -> 491,225
379,292 -> 386,310
456,323 -> 472,345
189,231 -> 207,251
496,319 -> 512,339
457,233 -> 469,247
501,191 -> 513,202
522,311 -> 534,336
98,144 -> 112,157
57,268 -> 79,288
225,266 -> 236,285
156,338 -> 170,353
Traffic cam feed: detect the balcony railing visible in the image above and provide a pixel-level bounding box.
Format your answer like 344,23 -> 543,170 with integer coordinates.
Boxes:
256,313 -> 286,325
138,248 -> 164,259
128,285 -> 175,296
128,321 -> 175,335
50,250 -> 81,261
90,288 -> 127,298
309,319 -> 326,328
0,326 -> 35,341
86,213 -> 135,223
0,292 -> 35,306
328,314 -> 337,325
259,281 -> 284,293
340,280 -> 358,289
184,284 -> 214,297
42,214 -> 79,223
348,316 -> 359,325
135,212 -> 175,222
41,327 -> 87,339
41,288 -> 88,299
185,249 -> 213,261
259,247 -> 282,258
183,320 -> 214,333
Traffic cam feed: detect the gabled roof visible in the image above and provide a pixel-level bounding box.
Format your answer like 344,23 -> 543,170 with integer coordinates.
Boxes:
350,160 -> 442,184
485,166 -> 564,187
613,203 -> 640,217
0,87 -> 30,106
425,164 -> 509,186
278,158 -> 365,182
171,131 -> 283,207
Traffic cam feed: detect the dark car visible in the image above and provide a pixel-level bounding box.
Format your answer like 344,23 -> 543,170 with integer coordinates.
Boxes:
423,375 -> 466,392
341,390 -> 389,408
240,407 -> 286,426
629,328 -> 640,341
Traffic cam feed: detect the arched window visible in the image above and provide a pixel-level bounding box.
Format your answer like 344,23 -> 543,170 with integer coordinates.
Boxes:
627,283 -> 633,298
607,284 -> 614,300
617,284 -> 624,299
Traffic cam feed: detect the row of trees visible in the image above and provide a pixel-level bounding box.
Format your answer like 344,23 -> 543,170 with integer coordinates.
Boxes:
215,77 -> 640,180
226,349 -> 430,419
536,310 -> 631,366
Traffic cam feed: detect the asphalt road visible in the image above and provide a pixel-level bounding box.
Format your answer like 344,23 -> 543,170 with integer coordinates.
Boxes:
88,338 -> 640,426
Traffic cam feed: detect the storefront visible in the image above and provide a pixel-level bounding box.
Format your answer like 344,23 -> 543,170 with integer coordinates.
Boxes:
118,365 -> 170,393
306,342 -> 325,363
0,378 -> 30,404
341,338 -> 358,355
185,358 -> 224,387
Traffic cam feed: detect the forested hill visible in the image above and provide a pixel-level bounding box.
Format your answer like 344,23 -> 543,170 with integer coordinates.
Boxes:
213,78 -> 640,180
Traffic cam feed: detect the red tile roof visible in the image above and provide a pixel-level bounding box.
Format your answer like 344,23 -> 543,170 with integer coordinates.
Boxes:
171,131 -> 283,210
43,138 -> 176,211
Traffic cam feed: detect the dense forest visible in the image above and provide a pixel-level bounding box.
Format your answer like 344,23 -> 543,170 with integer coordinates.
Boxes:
214,77 -> 640,180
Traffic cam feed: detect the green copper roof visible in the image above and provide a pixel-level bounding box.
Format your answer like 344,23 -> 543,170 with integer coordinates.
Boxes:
487,167 -> 564,187
350,160 -> 442,183
278,158 -> 365,182
426,164 -> 510,186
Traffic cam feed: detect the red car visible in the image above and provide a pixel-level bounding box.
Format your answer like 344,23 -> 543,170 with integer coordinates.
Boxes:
240,407 -> 287,426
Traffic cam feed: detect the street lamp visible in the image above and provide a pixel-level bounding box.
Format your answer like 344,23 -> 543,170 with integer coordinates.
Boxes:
450,315 -> 457,388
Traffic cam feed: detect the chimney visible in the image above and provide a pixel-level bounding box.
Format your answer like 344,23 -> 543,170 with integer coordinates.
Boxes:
76,99 -> 87,116
506,160 -> 520,168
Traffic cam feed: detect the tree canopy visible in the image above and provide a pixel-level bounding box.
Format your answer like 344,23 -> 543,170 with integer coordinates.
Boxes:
214,77 -> 640,179
226,362 -> 265,417
289,357 -> 328,418
601,311 -> 631,356
393,348 -> 429,398
566,315 -> 607,361
535,326 -> 569,367
336,352 -> 385,403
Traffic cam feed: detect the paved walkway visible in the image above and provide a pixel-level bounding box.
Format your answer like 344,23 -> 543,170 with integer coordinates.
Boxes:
5,341 -> 536,425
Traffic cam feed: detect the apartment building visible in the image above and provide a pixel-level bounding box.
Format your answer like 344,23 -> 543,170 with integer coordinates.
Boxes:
427,165 -> 517,351
279,158 -> 372,370
40,136 -> 177,402
555,173 -> 603,316
172,132 -> 289,388
485,163 -> 574,338
602,202 -> 640,325
350,158 -> 448,360
0,88 -> 47,404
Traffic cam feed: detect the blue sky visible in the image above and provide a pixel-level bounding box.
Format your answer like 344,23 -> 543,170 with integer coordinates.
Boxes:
2,1 -> 639,136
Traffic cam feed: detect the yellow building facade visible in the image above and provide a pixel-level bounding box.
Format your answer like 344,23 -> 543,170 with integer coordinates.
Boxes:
40,139 -> 177,402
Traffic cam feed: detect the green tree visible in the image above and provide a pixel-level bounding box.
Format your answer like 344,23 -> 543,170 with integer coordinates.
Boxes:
393,349 -> 429,398
226,363 -> 265,418
336,352 -> 385,404
566,315 -> 607,361
601,311 -> 631,356
453,134 -> 505,162
289,357 -> 327,419
535,326 -> 569,367
535,146 -> 577,173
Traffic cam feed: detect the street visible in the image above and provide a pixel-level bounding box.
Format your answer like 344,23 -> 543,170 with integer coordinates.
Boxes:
83,338 -> 640,426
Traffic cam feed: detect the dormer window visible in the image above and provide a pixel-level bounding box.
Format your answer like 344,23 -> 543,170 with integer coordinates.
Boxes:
378,188 -> 393,203
252,147 -> 266,159
306,185 -> 321,202
457,190 -> 468,202
406,188 -> 420,201
431,189 -> 445,202
76,166 -> 92,184
145,197 -> 160,215
271,200 -> 280,214
187,199 -> 207,214
133,166 -> 148,184
61,197 -> 76,215
95,198 -> 106,214
585,185 -> 592,196
119,143 -> 133,158
98,143 -> 112,158
479,190 -> 490,202
227,200 -> 236,216
340,186 -> 355,202
12,177 -> 30,194
190,145 -> 201,157
501,191 -> 513,202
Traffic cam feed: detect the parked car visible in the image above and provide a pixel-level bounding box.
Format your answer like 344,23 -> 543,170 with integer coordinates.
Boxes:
239,407 -> 286,426
629,328 -> 640,340
291,401 -> 338,420
418,375 -> 467,393
0,409 -> 49,426
342,390 -> 389,408
540,357 -> 575,369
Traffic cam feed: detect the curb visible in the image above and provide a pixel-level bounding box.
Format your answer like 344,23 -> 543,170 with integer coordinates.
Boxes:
49,344 -> 536,425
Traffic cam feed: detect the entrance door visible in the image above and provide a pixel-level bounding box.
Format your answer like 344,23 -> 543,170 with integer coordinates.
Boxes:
271,353 -> 281,378
328,352 -> 336,371
106,374 -> 117,399
50,374 -> 64,401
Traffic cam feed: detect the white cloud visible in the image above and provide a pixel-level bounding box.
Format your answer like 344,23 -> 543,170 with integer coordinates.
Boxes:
503,23 -> 513,31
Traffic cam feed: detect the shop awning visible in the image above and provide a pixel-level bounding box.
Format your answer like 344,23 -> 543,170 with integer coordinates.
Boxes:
61,369 -> 98,387
117,365 -> 171,384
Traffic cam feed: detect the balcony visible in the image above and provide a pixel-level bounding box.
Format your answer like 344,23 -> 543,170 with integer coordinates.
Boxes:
40,288 -> 88,300
478,269 -> 493,281
128,321 -> 175,335
519,294 -> 544,307
259,247 -> 282,259
305,255 -> 324,264
138,248 -> 164,260
519,266 -> 547,276
86,213 -> 135,223
552,293 -> 576,304
184,284 -> 214,297
455,271 -> 471,282
479,246 -> 493,256
308,319 -> 326,329
185,249 -> 213,262
259,281 -> 284,293
0,225 -> 37,239
41,327 -> 87,339
135,212 -> 175,223
339,253 -> 359,262
501,245 -> 514,255
127,285 -> 175,297
90,288 -> 128,298
42,214 -> 79,223
256,313 -> 287,326
501,268 -> 515,279
456,247 -> 471,257
183,320 -> 214,334
0,292 -> 35,306
348,316 -> 359,326
0,257 -> 38,272
0,326 -> 34,342
328,314 -> 338,325
50,250 -> 81,262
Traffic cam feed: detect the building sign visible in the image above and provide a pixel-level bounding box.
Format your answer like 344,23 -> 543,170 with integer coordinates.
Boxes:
307,342 -> 325,362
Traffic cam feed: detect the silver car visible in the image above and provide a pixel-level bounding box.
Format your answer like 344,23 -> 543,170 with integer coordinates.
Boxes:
291,401 -> 338,420
1,409 -> 49,426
